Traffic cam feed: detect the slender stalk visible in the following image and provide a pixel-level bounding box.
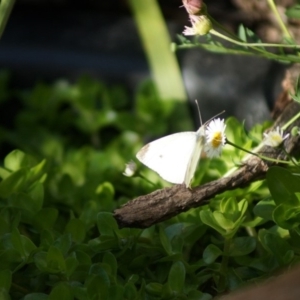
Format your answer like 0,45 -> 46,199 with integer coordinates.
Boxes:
245,226 -> 257,237
267,0 -> 293,39
0,0 -> 15,39
139,173 -> 157,186
210,29 -> 300,49
218,237 -> 231,291
128,0 -> 187,101
282,111 -> 300,130
176,41 -> 300,63
225,139 -> 291,165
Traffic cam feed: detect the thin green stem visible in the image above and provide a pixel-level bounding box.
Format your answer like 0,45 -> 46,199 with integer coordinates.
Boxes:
208,14 -> 239,40
176,40 -> 300,63
282,147 -> 300,168
282,111 -> 300,130
245,226 -> 257,238
218,237 -> 231,291
267,0 -> 293,39
138,172 -> 156,186
226,139 -> 291,165
0,0 -> 15,39
210,29 -> 299,49
128,0 -> 187,101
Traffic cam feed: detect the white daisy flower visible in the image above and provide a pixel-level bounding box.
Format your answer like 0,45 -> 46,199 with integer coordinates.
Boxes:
263,126 -> 289,147
123,160 -> 137,177
204,118 -> 226,158
183,15 -> 212,36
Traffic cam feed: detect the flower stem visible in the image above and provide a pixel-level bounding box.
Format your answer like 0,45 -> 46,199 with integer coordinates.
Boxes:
282,111 -> 300,130
0,0 -> 15,39
139,173 -> 157,186
218,237 -> 231,291
210,29 -> 300,49
225,139 -> 291,164
267,0 -> 293,40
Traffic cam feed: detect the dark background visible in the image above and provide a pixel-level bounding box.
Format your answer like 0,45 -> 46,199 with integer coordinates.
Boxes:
0,0 -> 287,126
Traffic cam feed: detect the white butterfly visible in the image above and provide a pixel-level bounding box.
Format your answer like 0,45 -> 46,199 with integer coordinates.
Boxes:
136,125 -> 206,188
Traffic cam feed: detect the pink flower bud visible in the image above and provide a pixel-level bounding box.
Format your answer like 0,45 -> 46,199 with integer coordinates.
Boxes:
182,0 -> 205,15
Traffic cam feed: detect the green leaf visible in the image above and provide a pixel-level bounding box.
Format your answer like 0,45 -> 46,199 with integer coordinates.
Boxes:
64,219 -> 86,243
238,24 -> 247,42
46,246 -> 66,273
203,244 -> 222,264
225,117 -> 247,146
0,216 -> 10,236
85,274 -> 109,300
0,288 -> 10,300
96,212 -> 118,236
213,211 -> 235,231
200,210 -> 226,236
10,191 -> 43,217
259,230 -> 294,266
129,254 -> 148,269
228,237 -> 256,256
108,285 -> 124,300
95,181 -> 115,199
267,167 -> 300,206
103,252 -> 117,280
159,226 -> 173,255
54,234 -> 72,256
168,261 -> 185,293
237,199 -> 248,220
80,200 -> 101,228
0,169 -> 28,197
24,293 -> 49,300
0,269 -> 11,290
65,253 -> 79,278
201,198 -> 248,238
89,262 -> 110,278
88,236 -> 119,252
34,252 -> 48,272
27,182 -> 44,212
124,282 -> 137,300
145,283 -> 163,296
75,250 -> 91,265
4,150 -> 27,171
11,228 -> 36,259
254,199 -> 276,220
164,223 -> 185,241
28,159 -> 46,183
220,197 -> 238,214
0,167 -> 11,180
69,283 -> 88,300
187,290 -> 212,300
286,4 -> 300,19
32,208 -> 58,231
49,283 -> 72,300
272,202 -> 300,229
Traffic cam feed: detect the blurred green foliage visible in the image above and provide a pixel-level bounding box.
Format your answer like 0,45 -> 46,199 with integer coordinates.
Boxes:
0,71 -> 299,299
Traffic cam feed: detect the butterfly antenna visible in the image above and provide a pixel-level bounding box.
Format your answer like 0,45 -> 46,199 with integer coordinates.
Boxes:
204,110 -> 226,125
195,99 -> 203,126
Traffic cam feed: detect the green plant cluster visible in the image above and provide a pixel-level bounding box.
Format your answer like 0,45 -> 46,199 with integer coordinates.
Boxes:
0,72 -> 300,299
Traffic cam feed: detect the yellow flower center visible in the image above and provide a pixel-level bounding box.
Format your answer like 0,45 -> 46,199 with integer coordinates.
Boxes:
272,134 -> 282,142
212,132 -> 222,148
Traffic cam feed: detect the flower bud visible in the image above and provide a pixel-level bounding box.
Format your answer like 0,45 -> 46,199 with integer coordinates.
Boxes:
193,15 -> 212,35
291,126 -> 299,137
183,15 -> 212,36
182,0 -> 205,15
123,160 -> 137,177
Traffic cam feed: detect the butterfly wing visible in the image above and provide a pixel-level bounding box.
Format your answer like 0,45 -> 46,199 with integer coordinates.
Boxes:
136,132 -> 198,185
184,125 -> 206,187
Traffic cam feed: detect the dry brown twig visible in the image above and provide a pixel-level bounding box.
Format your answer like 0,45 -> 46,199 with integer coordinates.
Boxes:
114,100 -> 300,229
